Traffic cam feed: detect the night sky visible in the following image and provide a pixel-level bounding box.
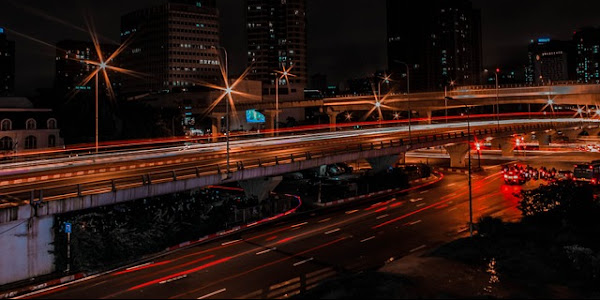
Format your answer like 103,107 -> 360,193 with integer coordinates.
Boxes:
2,0 -> 600,96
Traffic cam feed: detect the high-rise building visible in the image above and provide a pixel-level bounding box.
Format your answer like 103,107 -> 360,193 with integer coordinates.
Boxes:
526,38 -> 575,84
574,28 -> 600,84
387,0 -> 482,91
0,28 -> 15,96
120,0 -> 221,96
54,40 -> 119,101
246,0 -> 307,100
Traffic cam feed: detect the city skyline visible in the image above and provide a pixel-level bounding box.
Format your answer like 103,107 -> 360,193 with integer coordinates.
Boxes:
2,0 -> 600,96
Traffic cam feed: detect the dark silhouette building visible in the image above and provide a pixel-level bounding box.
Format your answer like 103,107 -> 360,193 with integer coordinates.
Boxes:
120,0 -> 221,96
246,0 -> 307,100
387,0 -> 483,91
0,28 -> 15,96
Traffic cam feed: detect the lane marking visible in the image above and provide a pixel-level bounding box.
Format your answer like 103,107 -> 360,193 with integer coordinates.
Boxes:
448,207 -> 458,212
325,228 -> 340,235
409,198 -> 424,203
126,262 -> 153,270
376,214 -> 389,220
197,288 -> 227,299
291,222 -> 308,228
360,236 -> 376,243
256,248 -> 277,255
447,183 -> 456,187
419,190 -> 429,194
293,257 -> 314,267
345,210 -> 359,215
410,245 -> 427,253
405,220 -> 422,226
221,239 -> 242,246
416,203 -> 426,207
318,218 -> 331,223
159,274 -> 187,284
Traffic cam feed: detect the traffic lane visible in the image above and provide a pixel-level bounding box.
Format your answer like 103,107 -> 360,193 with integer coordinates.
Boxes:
168,173 -> 502,299
27,173 -> 450,299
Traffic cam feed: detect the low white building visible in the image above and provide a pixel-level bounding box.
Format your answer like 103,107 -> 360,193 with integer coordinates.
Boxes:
0,97 -> 63,153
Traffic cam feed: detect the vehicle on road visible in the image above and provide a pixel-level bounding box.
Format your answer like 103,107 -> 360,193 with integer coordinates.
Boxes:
573,160 -> 600,185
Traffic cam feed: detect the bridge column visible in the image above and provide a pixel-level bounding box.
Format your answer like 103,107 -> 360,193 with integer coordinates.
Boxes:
562,129 -> 584,142
444,143 -> 469,168
323,108 -> 341,132
239,176 -> 283,202
210,114 -> 223,143
366,153 -> 405,174
536,131 -> 552,149
417,109 -> 432,124
584,127 -> 600,136
495,137 -> 515,157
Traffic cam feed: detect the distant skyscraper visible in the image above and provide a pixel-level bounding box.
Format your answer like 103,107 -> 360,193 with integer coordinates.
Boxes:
574,28 -> 600,84
387,0 -> 482,91
120,0 -> 221,96
54,40 -> 118,101
526,38 -> 575,85
246,0 -> 307,100
0,28 -> 15,96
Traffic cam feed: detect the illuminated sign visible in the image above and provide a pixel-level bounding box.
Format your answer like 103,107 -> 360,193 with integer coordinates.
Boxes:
538,38 -> 550,43
0,28 -> 4,34
246,109 -> 265,123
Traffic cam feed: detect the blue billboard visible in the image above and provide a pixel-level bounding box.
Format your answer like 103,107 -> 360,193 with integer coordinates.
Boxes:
246,109 -> 265,123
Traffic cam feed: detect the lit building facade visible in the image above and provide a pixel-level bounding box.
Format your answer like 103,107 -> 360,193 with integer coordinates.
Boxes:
574,28 -> 600,84
526,38 -> 575,84
54,40 -> 119,102
246,0 -> 307,100
120,0 -> 221,96
0,28 -> 15,96
0,98 -> 63,153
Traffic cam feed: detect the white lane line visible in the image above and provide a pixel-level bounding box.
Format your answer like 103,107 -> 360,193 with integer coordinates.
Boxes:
197,288 -> 227,299
416,203 -> 426,207
376,214 -> 389,220
448,207 -> 458,212
256,247 -> 277,255
293,257 -> 314,267
419,190 -> 429,194
221,239 -> 242,246
409,198 -> 424,203
325,228 -> 340,235
291,222 -> 308,228
125,262 -> 153,270
345,210 -> 359,215
447,183 -> 456,187
159,274 -> 187,284
360,236 -> 376,243
449,193 -> 457,196
318,218 -> 331,223
406,220 -> 422,226
409,245 -> 427,253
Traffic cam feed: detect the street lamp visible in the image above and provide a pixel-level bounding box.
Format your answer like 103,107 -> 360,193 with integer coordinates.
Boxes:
274,65 -> 296,135
444,80 -> 455,123
213,46 -> 231,177
395,61 -> 411,141
446,96 -> 474,237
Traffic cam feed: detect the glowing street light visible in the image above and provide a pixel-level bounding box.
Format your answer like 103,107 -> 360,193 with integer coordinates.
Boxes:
274,64 -> 297,135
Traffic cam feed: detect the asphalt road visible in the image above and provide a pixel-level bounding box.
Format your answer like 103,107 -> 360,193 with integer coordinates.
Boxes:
19,165 -> 524,299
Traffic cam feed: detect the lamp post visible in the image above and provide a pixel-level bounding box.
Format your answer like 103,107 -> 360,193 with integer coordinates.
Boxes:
444,80 -> 455,123
213,46 -> 230,177
446,96 -> 474,237
273,65 -> 296,136
395,61 -> 411,141
495,69 -> 500,130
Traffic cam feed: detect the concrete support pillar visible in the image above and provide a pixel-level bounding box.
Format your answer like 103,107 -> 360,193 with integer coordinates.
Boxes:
327,111 -> 339,132
585,127 -> 600,136
210,115 -> 223,143
536,132 -> 551,148
239,176 -> 283,202
444,143 -> 469,168
366,153 -> 404,174
264,110 -> 276,137
562,129 -> 583,142
417,109 -> 432,124
492,137 -> 515,157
